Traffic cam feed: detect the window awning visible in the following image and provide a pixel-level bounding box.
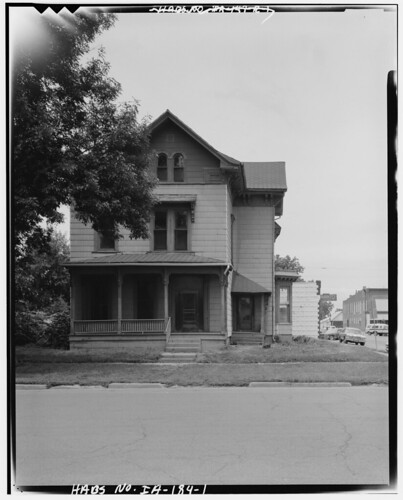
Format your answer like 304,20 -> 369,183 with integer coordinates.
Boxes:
232,272 -> 270,294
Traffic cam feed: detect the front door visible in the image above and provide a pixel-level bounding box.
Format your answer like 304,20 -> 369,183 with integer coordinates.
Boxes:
236,295 -> 254,331
177,291 -> 201,332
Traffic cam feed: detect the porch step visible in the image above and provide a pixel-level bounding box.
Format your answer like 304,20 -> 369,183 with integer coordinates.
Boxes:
165,345 -> 200,353
159,352 -> 197,363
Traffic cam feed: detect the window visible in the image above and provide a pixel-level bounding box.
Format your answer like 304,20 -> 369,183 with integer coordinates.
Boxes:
153,208 -> 189,251
154,211 -> 168,250
95,228 -> 117,252
99,232 -> 116,250
157,153 -> 168,181
173,153 -> 185,182
174,210 -> 188,250
278,286 -> 290,323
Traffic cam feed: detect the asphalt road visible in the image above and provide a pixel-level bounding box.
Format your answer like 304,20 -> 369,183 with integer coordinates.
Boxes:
15,386 -> 389,487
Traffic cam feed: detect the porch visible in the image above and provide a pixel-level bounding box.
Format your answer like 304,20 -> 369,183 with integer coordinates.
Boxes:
67,254 -> 230,348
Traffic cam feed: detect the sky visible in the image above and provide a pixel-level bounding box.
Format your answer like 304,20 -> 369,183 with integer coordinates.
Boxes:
10,4 -> 397,310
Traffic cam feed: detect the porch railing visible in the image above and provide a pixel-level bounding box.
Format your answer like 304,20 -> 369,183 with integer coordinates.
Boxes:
74,320 -> 118,334
121,319 -> 165,334
73,319 -> 169,335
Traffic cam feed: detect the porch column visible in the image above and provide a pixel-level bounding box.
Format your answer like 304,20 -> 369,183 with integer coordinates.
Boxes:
117,269 -> 122,335
260,294 -> 265,334
70,273 -> 76,336
219,273 -> 226,335
163,270 -> 170,320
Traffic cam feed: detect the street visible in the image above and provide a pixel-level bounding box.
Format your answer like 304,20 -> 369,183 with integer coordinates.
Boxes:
15,385 -> 389,487
364,333 -> 388,353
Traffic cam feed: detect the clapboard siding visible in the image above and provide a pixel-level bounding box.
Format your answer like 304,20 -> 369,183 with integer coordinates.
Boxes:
292,281 -> 320,337
233,206 -> 274,290
151,122 -> 224,184
70,184 -> 229,261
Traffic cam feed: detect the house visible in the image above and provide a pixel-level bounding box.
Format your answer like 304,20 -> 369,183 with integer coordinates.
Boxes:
319,309 -> 343,333
66,110 -> 288,352
343,287 -> 388,331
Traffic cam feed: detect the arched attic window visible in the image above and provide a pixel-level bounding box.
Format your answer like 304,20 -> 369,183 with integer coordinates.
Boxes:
173,153 -> 185,182
157,153 -> 168,181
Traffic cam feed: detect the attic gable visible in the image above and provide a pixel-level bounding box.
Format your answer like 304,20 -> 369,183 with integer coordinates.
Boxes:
149,110 -> 240,169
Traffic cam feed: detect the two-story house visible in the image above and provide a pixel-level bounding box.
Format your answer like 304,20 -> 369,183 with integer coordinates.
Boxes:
66,110 -> 288,351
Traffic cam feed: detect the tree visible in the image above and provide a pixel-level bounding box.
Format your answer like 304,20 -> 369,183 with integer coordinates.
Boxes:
319,300 -> 334,321
12,9 -> 157,250
275,255 -> 305,276
15,228 -> 71,346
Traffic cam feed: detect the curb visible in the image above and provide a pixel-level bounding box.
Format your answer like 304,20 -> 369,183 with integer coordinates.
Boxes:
16,384 -> 48,390
108,383 -> 166,389
14,382 -> 370,390
249,382 -> 352,387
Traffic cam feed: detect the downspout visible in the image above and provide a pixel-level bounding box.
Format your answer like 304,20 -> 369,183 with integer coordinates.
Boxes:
272,222 -> 275,341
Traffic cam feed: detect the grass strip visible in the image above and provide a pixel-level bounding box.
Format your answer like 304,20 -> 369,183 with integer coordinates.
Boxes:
16,361 -> 388,387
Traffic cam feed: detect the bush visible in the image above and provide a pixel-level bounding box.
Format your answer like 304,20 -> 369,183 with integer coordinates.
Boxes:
292,335 -> 318,344
46,309 -> 70,349
14,300 -> 70,350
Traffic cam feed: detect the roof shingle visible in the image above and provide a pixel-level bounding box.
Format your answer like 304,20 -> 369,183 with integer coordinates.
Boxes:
243,162 -> 287,191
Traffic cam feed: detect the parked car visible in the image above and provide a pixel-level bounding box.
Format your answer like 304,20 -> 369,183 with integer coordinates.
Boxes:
339,327 -> 366,346
321,326 -> 339,340
366,324 -> 389,336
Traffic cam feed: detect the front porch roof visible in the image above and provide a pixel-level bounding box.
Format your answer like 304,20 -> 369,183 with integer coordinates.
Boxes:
66,252 -> 228,267
232,272 -> 270,294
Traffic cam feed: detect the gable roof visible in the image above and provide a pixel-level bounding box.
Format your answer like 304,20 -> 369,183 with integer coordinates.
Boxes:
243,162 -> 287,191
149,110 -> 287,194
149,109 -> 241,167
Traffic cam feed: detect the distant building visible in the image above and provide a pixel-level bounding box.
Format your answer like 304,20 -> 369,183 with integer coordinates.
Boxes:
320,309 -> 343,332
343,288 -> 388,330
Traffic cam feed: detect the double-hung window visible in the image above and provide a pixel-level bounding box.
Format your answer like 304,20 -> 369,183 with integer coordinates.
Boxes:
278,286 -> 291,323
173,153 -> 185,182
153,207 -> 189,251
154,211 -> 168,250
156,152 -> 185,182
157,153 -> 168,181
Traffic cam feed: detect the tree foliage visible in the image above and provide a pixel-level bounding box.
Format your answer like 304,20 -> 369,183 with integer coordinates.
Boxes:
12,9 -> 157,249
319,300 -> 334,321
275,255 -> 305,275
15,228 -> 71,346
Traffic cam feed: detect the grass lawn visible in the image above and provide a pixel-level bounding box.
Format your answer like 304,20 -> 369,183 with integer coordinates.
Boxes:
15,338 -> 388,387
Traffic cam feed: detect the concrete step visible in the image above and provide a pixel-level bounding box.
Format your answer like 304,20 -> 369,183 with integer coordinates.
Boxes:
165,345 -> 200,353
159,352 -> 197,363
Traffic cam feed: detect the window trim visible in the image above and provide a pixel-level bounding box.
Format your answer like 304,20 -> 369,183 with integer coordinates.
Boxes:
157,153 -> 168,182
94,231 -> 118,253
155,152 -> 186,183
151,206 -> 191,252
276,284 -> 291,324
173,153 -> 185,182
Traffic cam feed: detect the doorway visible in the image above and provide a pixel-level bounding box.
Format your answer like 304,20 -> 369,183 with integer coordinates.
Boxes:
235,294 -> 254,331
176,291 -> 203,332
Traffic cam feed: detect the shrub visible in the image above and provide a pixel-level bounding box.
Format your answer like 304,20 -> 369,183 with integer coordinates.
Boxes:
292,335 -> 317,344
46,308 -> 70,349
